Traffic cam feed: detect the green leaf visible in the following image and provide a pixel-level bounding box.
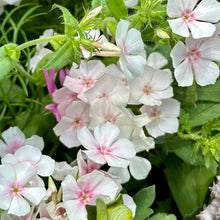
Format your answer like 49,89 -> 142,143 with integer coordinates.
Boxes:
197,79 -> 220,102
33,39 -> 75,86
104,17 -> 117,37
52,4 -> 79,37
188,103 -> 220,127
148,213 -> 177,220
108,205 -> 133,220
106,0 -> 127,21
133,186 -> 156,220
164,155 -> 216,219
96,198 -> 108,220
0,44 -> 20,80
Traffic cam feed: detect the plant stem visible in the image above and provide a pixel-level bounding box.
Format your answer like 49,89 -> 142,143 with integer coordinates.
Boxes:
15,64 -> 36,82
16,35 -> 67,51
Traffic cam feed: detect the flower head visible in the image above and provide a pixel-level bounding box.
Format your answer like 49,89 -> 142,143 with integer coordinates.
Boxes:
167,0 -> 220,38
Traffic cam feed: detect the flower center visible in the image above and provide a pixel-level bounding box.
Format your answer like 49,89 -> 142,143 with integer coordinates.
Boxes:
13,187 -> 19,194
143,83 -> 153,95
150,108 -> 161,120
73,118 -> 84,129
81,77 -> 94,88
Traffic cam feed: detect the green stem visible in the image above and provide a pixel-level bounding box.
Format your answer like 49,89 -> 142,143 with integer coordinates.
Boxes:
16,35 -> 67,51
178,132 -> 201,141
15,64 -> 36,82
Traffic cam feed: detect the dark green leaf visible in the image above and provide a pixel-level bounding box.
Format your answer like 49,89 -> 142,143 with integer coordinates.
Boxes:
164,155 -> 216,218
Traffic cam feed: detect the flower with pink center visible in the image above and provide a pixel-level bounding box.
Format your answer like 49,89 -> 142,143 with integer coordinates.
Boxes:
77,122 -> 136,167
53,101 -> 90,148
167,0 -> 220,38
88,98 -> 123,129
170,35 -> 220,86
129,66 -> 173,106
1,145 -> 55,181
63,60 -> 105,102
0,162 -> 46,216
0,127 -> 44,157
115,19 -> 147,82
62,170 -> 120,220
140,98 -> 180,138
85,74 -> 129,106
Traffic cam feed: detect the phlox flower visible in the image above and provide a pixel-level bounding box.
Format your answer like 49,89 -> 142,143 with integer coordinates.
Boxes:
0,162 -> 46,217
62,170 -> 120,220
122,194 -> 137,217
63,60 -> 105,102
1,145 -> 55,181
77,122 -> 136,168
140,98 -> 180,138
0,127 -> 44,157
88,98 -> 123,129
85,74 -> 129,106
170,36 -> 220,86
53,101 -> 90,148
129,66 -> 173,106
115,19 -> 147,82
147,52 -> 168,70
167,0 -> 220,39
77,150 -> 102,177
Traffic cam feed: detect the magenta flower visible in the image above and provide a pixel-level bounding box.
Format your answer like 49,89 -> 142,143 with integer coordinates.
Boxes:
77,122 -> 136,167
43,68 -> 57,96
62,170 -> 120,220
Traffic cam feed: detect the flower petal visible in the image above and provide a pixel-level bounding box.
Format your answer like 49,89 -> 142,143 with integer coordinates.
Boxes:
166,0 -> 185,17
36,155 -> 55,176
8,195 -> 30,217
108,167 -> 130,183
129,156 -> 151,180
193,59 -> 219,86
168,18 -> 190,37
158,118 -> 179,134
147,52 -> 168,69
0,185 -> 12,210
174,59 -> 194,87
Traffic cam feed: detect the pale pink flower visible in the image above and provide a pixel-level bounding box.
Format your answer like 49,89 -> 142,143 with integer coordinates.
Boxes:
167,0 -> 220,38
0,162 -> 46,216
89,98 -> 123,129
0,127 -> 44,157
63,60 -> 105,102
1,145 -> 55,178
77,122 -> 136,167
115,19 -> 147,82
53,101 -> 90,148
62,170 -> 120,220
170,36 -> 220,86
85,74 -> 129,106
140,98 -> 180,138
129,66 -> 173,106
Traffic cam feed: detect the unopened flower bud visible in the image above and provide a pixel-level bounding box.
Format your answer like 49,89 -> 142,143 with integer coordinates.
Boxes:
156,29 -> 170,39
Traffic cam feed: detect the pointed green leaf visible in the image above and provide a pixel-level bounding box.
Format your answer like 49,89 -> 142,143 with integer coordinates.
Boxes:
92,0 -> 112,18
106,0 -> 127,21
52,4 -> 79,37
133,186 -> 156,220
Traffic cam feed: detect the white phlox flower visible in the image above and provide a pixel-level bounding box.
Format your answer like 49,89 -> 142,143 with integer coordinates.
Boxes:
129,66 -> 173,106
0,126 -> 44,158
115,19 -> 147,82
170,35 -> 220,86
0,162 -> 46,217
147,52 -> 168,70
63,60 -> 105,102
140,98 -> 180,138
167,0 -> 220,39
77,122 -> 136,168
53,101 -> 90,148
0,0 -> 21,15
62,170 -> 120,220
123,0 -> 139,8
